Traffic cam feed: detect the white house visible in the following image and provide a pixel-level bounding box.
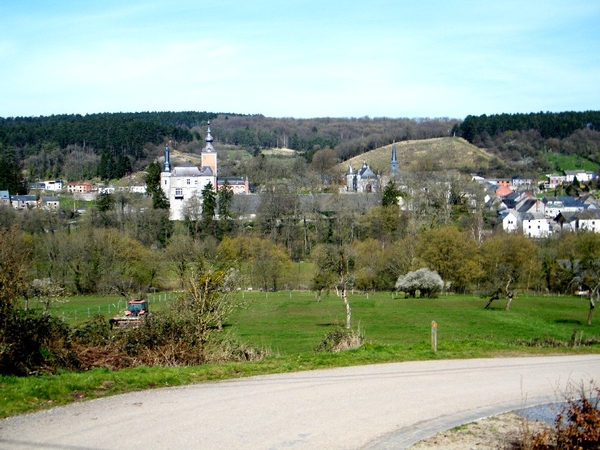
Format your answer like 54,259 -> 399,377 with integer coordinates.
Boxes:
574,209 -> 600,233
501,210 -> 521,233
543,196 -> 587,218
44,180 -> 65,191
523,212 -> 551,238
564,170 -> 596,183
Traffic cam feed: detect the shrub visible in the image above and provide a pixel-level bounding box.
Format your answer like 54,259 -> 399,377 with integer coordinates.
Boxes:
0,309 -> 75,375
514,382 -> 600,449
395,268 -> 444,298
316,328 -> 364,353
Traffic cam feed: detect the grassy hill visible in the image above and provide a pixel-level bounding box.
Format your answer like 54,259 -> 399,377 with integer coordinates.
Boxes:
335,137 -> 493,175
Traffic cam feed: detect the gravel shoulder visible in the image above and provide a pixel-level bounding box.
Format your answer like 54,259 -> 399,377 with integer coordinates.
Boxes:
409,412 -> 552,449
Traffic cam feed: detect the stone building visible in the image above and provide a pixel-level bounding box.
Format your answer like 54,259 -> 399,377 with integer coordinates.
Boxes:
161,123 -> 218,220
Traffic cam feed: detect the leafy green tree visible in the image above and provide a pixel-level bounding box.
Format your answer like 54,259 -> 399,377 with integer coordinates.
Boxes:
417,226 -> 481,293
479,233 -> 542,293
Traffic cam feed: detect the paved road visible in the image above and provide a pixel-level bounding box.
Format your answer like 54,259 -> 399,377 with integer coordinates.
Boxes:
1,355 -> 599,449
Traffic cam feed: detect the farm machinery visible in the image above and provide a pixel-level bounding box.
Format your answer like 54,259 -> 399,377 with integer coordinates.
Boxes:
109,299 -> 149,328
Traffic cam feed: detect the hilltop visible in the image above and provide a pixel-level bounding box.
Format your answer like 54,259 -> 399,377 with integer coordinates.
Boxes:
335,137 -> 493,175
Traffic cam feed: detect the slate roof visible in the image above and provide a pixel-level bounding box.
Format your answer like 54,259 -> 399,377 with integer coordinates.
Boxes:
516,198 -> 538,213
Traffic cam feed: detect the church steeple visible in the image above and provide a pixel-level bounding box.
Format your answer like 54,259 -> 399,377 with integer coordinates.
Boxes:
390,142 -> 398,176
203,121 -> 215,153
201,121 -> 217,180
163,143 -> 171,172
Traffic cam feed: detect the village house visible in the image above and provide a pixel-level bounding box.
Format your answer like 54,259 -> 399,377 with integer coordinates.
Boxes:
218,177 -> 250,194
522,212 -> 550,238
501,210 -> 521,233
67,181 -> 93,194
0,190 -> 10,206
564,170 -> 596,183
44,180 -> 65,191
543,196 -> 589,218
10,195 -> 37,209
38,196 -> 60,210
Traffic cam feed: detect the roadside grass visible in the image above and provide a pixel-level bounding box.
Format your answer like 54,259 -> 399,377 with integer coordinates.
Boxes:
2,291 -> 599,419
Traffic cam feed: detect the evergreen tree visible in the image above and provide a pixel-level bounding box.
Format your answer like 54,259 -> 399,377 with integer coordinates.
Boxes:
201,182 -> 217,236
0,145 -> 25,194
382,180 -> 401,207
145,161 -> 170,209
217,182 -> 234,238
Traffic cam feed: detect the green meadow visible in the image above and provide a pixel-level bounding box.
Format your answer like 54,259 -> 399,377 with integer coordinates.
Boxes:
2,291 -> 599,419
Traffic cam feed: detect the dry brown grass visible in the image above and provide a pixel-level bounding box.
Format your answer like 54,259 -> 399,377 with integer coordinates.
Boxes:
335,137 -> 493,175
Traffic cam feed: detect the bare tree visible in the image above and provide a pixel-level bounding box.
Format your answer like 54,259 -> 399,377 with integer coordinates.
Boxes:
312,244 -> 356,329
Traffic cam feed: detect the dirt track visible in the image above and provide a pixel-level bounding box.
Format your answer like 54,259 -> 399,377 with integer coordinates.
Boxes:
1,355 -> 598,449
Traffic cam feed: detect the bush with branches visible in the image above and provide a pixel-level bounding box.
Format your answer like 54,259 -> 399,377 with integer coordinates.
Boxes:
395,268 -> 444,298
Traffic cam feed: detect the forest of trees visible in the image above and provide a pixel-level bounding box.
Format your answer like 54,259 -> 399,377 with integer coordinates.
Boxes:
2,110 -> 600,188
457,111 -> 600,177
0,112 -> 460,184
0,112 -> 217,181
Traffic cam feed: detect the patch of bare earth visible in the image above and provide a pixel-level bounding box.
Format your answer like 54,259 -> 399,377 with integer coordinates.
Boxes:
409,412 -> 552,450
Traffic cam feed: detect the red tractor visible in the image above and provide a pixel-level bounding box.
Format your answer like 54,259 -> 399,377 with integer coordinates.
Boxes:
109,299 -> 149,328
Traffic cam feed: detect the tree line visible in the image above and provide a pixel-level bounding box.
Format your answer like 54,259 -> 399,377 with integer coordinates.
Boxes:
1,174 -> 599,299
457,111 -> 600,178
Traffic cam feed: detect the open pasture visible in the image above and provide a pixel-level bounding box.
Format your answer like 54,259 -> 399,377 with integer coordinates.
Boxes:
231,291 -> 599,355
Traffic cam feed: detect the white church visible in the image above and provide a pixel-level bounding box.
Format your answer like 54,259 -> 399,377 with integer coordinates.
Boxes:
161,123 -> 218,220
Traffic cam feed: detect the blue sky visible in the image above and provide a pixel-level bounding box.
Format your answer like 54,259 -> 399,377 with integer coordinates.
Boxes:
1,1 -> 598,119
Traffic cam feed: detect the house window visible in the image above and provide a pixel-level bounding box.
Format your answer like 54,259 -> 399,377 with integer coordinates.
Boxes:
175,188 -> 183,199
164,180 -> 167,185
187,179 -> 190,185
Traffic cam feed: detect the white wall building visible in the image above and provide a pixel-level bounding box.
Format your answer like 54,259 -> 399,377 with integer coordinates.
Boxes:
502,210 -> 521,233
161,123 -> 218,220
523,212 -> 550,238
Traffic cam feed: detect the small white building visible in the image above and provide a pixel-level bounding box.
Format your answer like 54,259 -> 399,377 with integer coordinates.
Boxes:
574,209 -> 600,233
501,210 -> 521,233
564,170 -> 596,183
44,180 -> 65,191
523,212 -> 551,238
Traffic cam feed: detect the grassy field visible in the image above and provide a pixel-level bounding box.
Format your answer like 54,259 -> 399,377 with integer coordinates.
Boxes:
2,291 -> 599,419
232,291 -> 600,355
544,153 -> 600,173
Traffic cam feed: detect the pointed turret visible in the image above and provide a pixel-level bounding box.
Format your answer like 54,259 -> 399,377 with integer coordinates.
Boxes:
201,121 -> 217,188
203,121 -> 215,153
390,142 -> 398,176
163,143 -> 171,172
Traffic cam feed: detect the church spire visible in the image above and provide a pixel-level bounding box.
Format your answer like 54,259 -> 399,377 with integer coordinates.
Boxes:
203,121 -> 215,153
390,141 -> 398,176
163,143 -> 171,172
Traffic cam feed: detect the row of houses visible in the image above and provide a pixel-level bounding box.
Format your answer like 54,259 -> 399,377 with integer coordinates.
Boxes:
472,169 -> 597,192
496,188 -> 600,238
0,191 -> 60,210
